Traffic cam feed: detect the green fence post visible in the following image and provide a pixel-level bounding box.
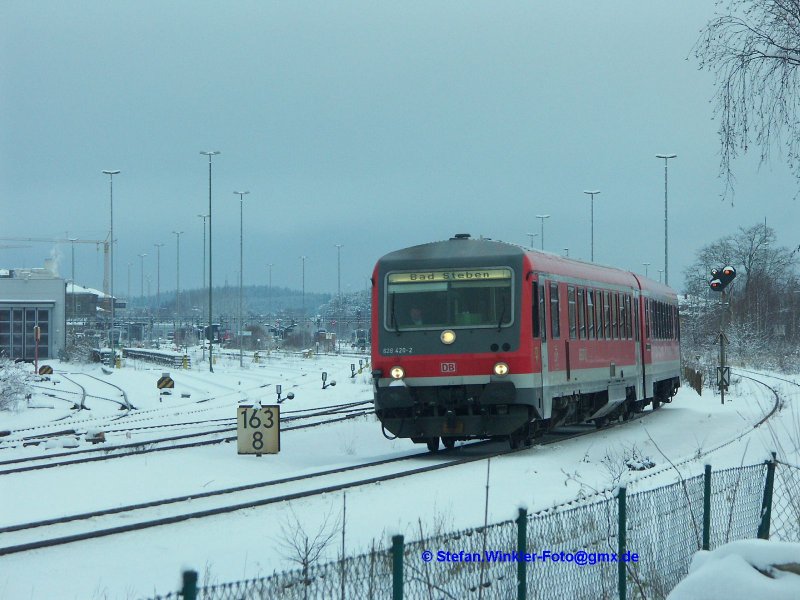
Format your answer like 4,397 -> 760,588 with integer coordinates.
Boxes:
757,453 -> 777,539
702,464 -> 712,550
517,507 -> 527,600
618,486 -> 627,600
181,569 -> 198,600
392,534 -> 404,600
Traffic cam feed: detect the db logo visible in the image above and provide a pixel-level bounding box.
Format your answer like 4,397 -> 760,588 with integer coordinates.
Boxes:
440,362 -> 457,373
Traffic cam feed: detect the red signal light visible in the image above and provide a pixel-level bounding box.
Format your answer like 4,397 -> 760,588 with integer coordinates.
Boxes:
709,265 -> 736,291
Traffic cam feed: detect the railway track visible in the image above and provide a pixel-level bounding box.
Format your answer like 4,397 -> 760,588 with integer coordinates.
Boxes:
1,373 -> 288,445
557,369 -> 786,505
0,403 -> 652,557
0,401 -> 375,475
2,369 -> 783,558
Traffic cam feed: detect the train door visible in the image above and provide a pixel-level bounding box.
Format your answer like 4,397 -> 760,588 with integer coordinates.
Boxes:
632,290 -> 644,401
641,295 -> 653,399
536,279 -> 550,417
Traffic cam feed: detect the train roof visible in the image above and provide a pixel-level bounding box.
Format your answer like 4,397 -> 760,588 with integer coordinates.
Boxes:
376,235 -> 677,299
377,235 -> 524,265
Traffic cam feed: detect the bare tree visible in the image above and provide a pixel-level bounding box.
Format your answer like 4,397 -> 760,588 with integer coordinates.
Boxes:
682,222 -> 800,366
278,505 -> 341,597
694,0 -> 800,196
0,358 -> 32,411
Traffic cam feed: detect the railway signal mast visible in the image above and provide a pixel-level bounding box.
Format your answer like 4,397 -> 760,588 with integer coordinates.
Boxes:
709,266 -> 736,403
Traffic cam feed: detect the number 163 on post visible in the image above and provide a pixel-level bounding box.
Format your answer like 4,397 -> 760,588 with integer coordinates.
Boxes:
237,405 -> 280,455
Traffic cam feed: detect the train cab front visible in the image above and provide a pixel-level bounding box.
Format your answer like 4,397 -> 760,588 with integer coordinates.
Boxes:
371,244 -> 538,448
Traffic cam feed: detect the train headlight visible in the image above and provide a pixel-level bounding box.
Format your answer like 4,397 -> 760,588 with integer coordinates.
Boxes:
440,330 -> 456,345
493,362 -> 510,376
390,366 -> 405,380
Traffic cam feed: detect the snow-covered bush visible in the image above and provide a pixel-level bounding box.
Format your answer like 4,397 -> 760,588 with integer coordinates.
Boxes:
0,358 -> 32,411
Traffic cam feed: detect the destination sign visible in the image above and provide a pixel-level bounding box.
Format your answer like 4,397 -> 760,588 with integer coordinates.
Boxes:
388,268 -> 511,284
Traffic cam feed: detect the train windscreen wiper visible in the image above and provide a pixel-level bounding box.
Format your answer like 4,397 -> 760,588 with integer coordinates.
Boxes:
390,292 -> 400,335
497,296 -> 507,332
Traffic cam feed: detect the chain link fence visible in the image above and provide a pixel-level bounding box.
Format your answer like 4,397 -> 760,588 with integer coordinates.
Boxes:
772,460 -> 800,542
151,459 -> 800,600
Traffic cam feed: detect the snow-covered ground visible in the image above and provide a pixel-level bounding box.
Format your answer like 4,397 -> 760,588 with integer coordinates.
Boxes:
1,350 -> 799,599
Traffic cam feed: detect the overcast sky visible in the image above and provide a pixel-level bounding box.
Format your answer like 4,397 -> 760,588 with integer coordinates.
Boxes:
2,1 -> 798,300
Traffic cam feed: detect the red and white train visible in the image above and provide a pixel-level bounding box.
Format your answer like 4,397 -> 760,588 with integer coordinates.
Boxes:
370,234 -> 680,450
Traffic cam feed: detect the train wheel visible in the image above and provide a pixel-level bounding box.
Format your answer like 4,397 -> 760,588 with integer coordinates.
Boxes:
508,428 -> 526,449
426,437 -> 440,452
442,438 -> 456,450
652,399 -> 662,411
593,417 -> 608,429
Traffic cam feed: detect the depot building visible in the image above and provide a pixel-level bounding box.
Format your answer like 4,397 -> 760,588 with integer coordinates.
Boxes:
0,261 -> 66,361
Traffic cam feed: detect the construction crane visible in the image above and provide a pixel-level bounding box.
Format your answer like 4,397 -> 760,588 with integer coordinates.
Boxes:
0,236 -> 111,296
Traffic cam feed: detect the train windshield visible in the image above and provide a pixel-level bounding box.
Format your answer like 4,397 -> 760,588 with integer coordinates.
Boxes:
385,268 -> 513,331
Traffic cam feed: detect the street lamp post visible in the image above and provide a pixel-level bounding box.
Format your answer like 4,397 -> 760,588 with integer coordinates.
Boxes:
200,151 -> 221,372
102,169 -> 120,351
172,230 -> 184,323
656,154 -> 677,286
526,232 -> 537,248
127,262 -> 133,303
300,255 -> 307,347
233,190 -> 249,367
535,215 -> 550,251
583,190 -> 600,262
642,262 -> 650,278
154,243 -> 164,322
197,213 -> 209,306
197,213 -> 209,361
267,263 -> 273,319
69,238 -> 77,325
335,244 -> 342,351
138,253 -> 147,302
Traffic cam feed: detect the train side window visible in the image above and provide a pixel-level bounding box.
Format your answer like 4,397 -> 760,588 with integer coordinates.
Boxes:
651,301 -> 656,339
596,291 -> 604,339
532,282 -> 540,339
577,288 -> 586,339
655,301 -> 660,339
567,286 -> 576,339
604,291 -> 611,339
608,292 -> 619,340
620,295 -> 626,339
633,296 -> 640,341
653,300 -> 658,339
587,290 -> 595,340
539,280 -> 547,340
626,295 -> 632,339
670,304 -> 675,339
666,302 -> 671,339
550,282 -> 560,339
645,299 -> 650,339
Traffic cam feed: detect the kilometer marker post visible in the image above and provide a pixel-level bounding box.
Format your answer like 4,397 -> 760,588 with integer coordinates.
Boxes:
237,404 -> 280,455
